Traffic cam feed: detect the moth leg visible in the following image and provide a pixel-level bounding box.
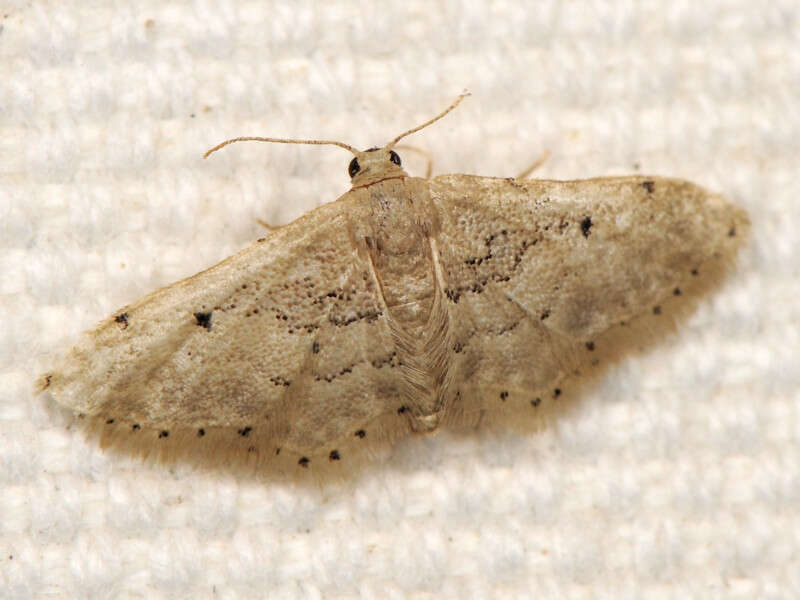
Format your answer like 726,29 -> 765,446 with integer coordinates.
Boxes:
393,144 -> 433,178
256,218 -> 282,232
515,150 -> 551,179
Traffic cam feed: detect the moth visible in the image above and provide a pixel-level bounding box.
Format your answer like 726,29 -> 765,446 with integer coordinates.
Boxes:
38,93 -> 749,473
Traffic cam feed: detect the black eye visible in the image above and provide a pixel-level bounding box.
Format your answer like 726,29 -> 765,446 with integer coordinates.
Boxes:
389,150 -> 401,166
348,157 -> 360,178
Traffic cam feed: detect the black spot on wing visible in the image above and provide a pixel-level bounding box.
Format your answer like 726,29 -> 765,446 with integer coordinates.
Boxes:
580,216 -> 592,237
194,311 -> 213,330
642,180 -> 655,193
445,289 -> 461,304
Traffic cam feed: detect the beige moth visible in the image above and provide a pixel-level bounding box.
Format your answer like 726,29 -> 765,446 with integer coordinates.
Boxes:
38,94 -> 749,475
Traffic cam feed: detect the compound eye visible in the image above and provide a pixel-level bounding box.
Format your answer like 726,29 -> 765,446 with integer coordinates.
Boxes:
348,157 -> 360,178
389,150 -> 401,166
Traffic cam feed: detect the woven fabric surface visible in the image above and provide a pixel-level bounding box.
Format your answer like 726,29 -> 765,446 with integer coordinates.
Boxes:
1,2 -> 797,598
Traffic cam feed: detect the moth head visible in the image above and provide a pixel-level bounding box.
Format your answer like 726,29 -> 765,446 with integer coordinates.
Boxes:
346,148 -> 406,187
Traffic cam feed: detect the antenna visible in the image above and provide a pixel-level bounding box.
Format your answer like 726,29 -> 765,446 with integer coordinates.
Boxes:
387,91 -> 470,148
203,136 -> 358,159
203,91 -> 470,159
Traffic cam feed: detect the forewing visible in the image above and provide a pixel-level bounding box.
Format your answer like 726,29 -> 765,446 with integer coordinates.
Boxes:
42,198 -> 404,461
430,174 -> 748,413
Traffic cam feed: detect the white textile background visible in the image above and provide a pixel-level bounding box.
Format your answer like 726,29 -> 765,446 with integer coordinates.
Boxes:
1,2 -> 797,598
